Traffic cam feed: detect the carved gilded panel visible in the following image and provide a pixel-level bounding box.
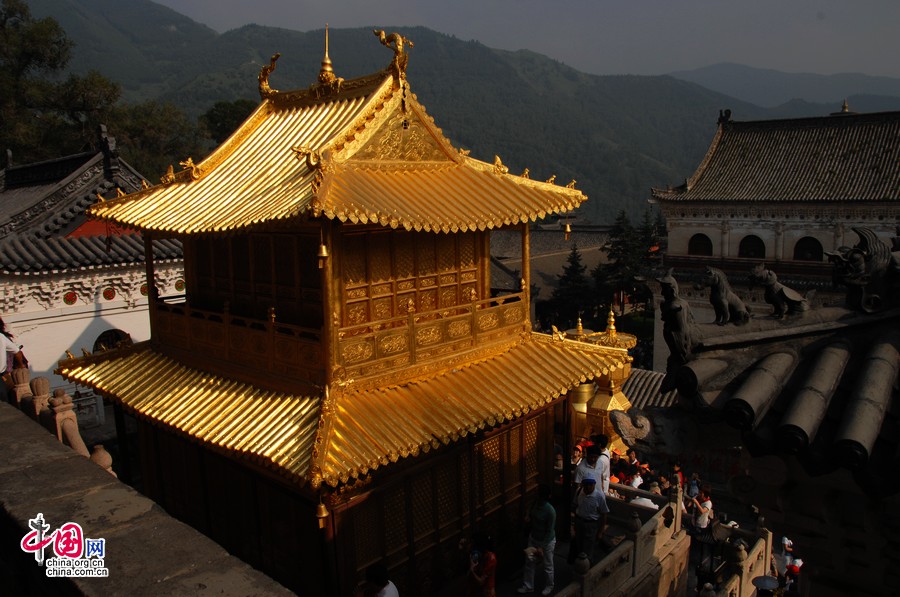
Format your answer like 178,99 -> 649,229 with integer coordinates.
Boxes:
397,280 -> 415,291
477,312 -> 500,331
419,276 -> 436,288
418,289 -> 437,312
372,283 -> 392,296
347,302 -> 369,325
353,112 -> 448,161
397,293 -> 415,313
346,287 -> 368,299
378,334 -> 408,354
416,326 -> 442,346
439,274 -> 457,285
342,341 -> 374,364
503,305 -> 524,324
447,320 -> 470,338
460,271 -> 476,283
440,288 -> 457,308
373,297 -> 393,320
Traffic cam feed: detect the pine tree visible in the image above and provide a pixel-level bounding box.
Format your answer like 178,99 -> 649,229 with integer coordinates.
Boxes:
550,243 -> 592,328
592,209 -> 662,313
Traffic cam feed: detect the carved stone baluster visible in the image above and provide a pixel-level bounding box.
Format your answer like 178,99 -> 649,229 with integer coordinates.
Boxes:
47,389 -> 90,457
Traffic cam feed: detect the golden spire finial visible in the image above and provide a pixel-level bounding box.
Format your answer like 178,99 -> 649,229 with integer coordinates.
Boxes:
576,317 -> 584,335
841,98 -> 849,113
605,306 -> 617,337
319,24 -> 334,83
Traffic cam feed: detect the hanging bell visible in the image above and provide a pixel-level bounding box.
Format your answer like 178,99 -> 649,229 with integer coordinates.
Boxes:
564,223 -> 572,241
317,243 -> 329,258
316,501 -> 330,529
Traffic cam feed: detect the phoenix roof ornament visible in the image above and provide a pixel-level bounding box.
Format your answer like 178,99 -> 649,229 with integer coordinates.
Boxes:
374,30 -> 413,80
258,53 -> 281,99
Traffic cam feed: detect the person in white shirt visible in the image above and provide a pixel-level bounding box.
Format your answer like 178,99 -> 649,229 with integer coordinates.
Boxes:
691,488 -> 713,529
0,317 -> 21,375
782,535 -> 794,566
0,317 -> 22,401
573,446 -> 602,486
630,482 -> 661,510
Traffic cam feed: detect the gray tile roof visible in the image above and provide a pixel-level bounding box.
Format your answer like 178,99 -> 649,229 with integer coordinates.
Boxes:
0,233 -> 181,274
0,129 -> 183,273
652,111 -> 900,203
673,306 -> 900,497
622,368 -> 679,409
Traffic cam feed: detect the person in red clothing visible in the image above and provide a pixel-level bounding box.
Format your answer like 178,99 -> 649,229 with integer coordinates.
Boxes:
673,462 -> 685,488
468,532 -> 497,597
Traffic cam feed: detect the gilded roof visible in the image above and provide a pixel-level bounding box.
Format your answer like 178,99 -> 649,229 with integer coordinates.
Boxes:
57,343 -> 322,480
88,62 -> 585,235
651,111 -> 900,203
57,334 -> 629,488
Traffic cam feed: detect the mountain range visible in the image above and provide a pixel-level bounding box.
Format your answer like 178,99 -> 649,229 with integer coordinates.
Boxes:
25,0 -> 900,224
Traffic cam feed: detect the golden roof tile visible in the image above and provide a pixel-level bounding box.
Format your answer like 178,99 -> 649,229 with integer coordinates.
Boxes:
57,334 -> 628,488
87,63 -> 585,235
56,343 -> 321,480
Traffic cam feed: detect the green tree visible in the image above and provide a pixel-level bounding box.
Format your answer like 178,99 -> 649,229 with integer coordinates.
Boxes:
0,2 -> 205,177
0,0 -> 74,160
594,209 -> 662,313
549,243 -> 593,328
201,99 -> 257,144
110,100 -> 208,182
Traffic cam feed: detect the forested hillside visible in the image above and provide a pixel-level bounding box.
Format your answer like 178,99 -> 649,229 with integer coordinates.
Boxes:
24,0 -> 897,224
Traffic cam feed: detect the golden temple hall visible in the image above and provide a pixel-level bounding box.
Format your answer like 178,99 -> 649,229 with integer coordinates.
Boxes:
57,31 -> 636,595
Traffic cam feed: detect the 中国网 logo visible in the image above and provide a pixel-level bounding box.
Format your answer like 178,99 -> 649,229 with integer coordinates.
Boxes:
20,513 -> 109,577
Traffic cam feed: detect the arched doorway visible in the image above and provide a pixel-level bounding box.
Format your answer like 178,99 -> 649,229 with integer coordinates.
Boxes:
93,329 -> 129,352
738,235 -> 766,259
793,237 -> 824,261
688,234 -> 713,256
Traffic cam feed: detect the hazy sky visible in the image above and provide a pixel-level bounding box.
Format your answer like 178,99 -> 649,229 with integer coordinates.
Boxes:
153,0 -> 900,78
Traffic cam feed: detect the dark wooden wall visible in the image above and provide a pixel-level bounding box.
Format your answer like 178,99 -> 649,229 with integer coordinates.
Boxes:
135,404 -> 556,596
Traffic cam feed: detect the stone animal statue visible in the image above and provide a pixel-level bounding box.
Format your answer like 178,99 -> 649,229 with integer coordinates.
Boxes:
699,267 -> 750,325
826,226 -> 897,312
656,269 -> 698,371
748,264 -> 810,318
